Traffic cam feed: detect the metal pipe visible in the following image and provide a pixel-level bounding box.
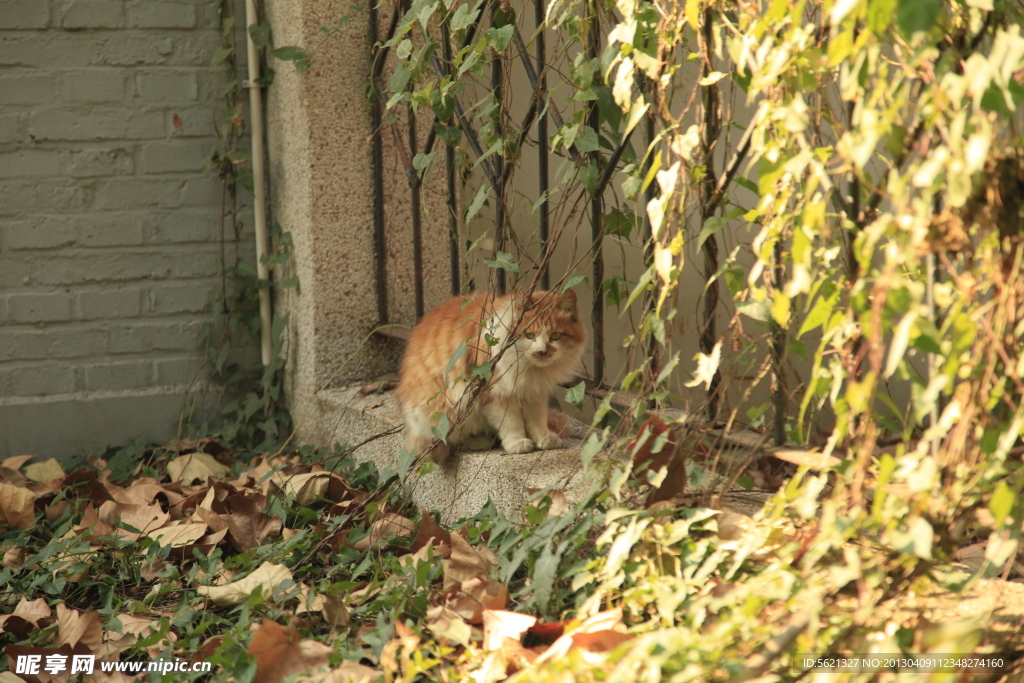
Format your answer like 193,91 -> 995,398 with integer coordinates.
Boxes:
244,0 -> 272,365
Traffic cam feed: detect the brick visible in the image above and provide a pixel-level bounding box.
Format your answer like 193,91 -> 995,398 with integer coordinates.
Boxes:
0,258 -> 34,288
1,328 -> 110,361
166,105 -> 214,137
0,150 -> 61,178
62,148 -> 135,178
94,178 -> 182,210
127,2 -> 197,29
0,34 -> 95,68
2,365 -> 77,396
0,1 -> 51,29
179,176 -> 220,206
17,252 -> 176,286
149,284 -> 210,314
76,288 -> 142,319
85,360 -> 153,391
141,139 -> 215,173
152,208 -> 221,243
154,356 -> 203,384
0,180 -> 91,215
63,69 -> 127,103
7,292 -> 73,323
0,114 -> 26,144
107,320 -> 202,354
136,69 -> 197,102
5,218 -> 77,250
79,213 -> 147,247
173,248 -> 224,278
28,109 -> 165,141
61,0 -> 125,29
0,72 -> 57,105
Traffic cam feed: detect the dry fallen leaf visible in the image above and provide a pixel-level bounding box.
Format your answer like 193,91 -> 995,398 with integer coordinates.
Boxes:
533,609 -> 635,667
166,452 -> 230,484
443,533 -> 497,589
0,482 -> 35,532
23,458 -> 65,483
294,660 -> 382,683
353,513 -> 417,551
56,603 -> 103,653
2,545 -> 25,570
197,562 -> 294,606
482,609 -> 537,651
248,619 -> 333,683
1,455 -> 35,471
0,597 -> 52,637
147,522 -> 209,550
629,417 -> 688,507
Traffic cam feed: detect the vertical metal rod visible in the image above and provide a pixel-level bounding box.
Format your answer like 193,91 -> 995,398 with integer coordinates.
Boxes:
699,7 -> 721,419
369,0 -> 388,323
409,105 -> 425,319
772,239 -> 786,446
535,0 -> 550,291
643,79 -> 660,399
491,11 -> 506,295
589,8 -> 604,386
442,22 -> 459,296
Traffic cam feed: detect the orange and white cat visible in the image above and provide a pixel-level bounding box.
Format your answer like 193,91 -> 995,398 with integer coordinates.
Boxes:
396,288 -> 586,465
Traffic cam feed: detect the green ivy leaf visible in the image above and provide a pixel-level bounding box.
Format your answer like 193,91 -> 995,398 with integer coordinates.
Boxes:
248,23 -> 271,48
432,414 -> 450,444
433,121 -> 462,147
989,481 -> 1013,528
565,381 -> 586,409
482,251 -> 522,274
561,273 -> 587,292
398,447 -> 417,484
450,4 -> 480,31
697,217 -> 727,252
897,0 -> 942,36
465,185 -> 489,222
580,161 -> 599,198
270,46 -> 310,70
575,126 -> 600,153
485,25 -> 514,52
413,151 -> 436,178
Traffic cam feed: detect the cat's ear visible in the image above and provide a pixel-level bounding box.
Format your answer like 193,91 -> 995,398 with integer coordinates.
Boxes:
510,285 -> 529,311
557,289 -> 577,315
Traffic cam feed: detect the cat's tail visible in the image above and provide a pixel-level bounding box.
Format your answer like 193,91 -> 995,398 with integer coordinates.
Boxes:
547,409 -> 568,436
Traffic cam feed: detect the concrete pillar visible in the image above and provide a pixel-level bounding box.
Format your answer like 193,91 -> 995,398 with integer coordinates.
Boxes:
264,0 -> 452,447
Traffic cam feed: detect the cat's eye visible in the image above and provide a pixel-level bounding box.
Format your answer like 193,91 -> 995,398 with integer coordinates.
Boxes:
525,332 -> 535,340
550,332 -> 562,340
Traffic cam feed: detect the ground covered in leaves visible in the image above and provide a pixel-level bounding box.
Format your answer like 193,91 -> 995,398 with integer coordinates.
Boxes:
0,437 -> 648,683
1,430 -> 1020,683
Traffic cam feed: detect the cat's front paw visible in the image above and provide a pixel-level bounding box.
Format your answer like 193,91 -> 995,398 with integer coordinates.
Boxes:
503,437 -> 535,454
535,432 -> 562,450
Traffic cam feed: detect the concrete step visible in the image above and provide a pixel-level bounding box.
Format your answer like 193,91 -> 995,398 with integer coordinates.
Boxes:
315,383 -> 595,523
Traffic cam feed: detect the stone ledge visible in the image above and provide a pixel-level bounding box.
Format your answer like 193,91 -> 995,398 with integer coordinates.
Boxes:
315,383 -> 595,524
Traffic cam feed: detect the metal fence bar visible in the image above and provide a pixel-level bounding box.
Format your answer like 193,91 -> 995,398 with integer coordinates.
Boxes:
589,11 -> 604,386
492,5 -> 506,294
409,105 -> 425,319
369,0 -> 390,324
535,0 -> 550,291
442,20 -> 460,296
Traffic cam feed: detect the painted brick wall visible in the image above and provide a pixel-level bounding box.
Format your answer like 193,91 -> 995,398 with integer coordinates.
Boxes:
0,0 -> 257,458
